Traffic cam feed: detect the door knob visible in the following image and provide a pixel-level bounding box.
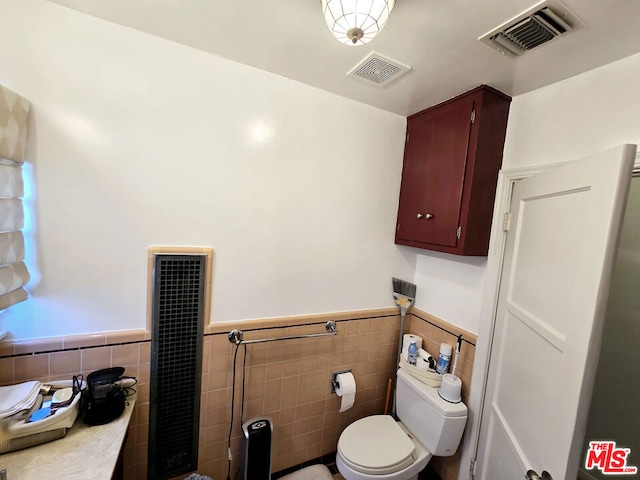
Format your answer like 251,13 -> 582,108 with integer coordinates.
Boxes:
416,213 -> 434,219
525,469 -> 553,480
525,470 -> 541,480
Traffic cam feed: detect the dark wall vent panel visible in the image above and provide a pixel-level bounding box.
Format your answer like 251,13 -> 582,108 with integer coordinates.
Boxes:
148,253 -> 207,480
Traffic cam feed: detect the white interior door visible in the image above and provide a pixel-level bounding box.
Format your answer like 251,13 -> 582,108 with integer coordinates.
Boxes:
476,144 -> 636,480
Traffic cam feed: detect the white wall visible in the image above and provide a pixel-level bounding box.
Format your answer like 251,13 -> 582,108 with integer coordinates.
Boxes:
412,52 -> 640,337
0,0 -> 413,340
4,2 -> 640,343
413,252 -> 486,335
503,53 -> 640,169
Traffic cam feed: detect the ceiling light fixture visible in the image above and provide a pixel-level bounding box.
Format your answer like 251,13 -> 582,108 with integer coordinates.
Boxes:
321,0 -> 396,46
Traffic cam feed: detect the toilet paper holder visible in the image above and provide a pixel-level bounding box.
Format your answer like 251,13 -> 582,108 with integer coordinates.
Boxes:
331,369 -> 352,394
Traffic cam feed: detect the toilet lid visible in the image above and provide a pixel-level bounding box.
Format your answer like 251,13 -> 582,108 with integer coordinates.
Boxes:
338,415 -> 416,475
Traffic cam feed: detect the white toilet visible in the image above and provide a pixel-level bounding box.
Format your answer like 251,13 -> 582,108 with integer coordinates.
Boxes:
336,368 -> 468,480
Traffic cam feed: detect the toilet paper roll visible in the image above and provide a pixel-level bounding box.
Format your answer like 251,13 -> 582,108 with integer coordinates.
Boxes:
335,372 -> 357,413
402,334 -> 423,352
417,348 -> 432,360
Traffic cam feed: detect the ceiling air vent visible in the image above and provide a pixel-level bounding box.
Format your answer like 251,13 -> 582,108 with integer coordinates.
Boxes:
347,52 -> 411,87
479,0 -> 584,58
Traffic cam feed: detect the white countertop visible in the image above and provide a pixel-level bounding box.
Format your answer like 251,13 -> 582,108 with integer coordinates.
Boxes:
0,398 -> 135,480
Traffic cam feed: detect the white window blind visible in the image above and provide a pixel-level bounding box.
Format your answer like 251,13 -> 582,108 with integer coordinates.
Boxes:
0,84 -> 31,309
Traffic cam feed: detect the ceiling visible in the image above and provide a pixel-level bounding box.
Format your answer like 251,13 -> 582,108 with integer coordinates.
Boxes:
49,0 -> 640,116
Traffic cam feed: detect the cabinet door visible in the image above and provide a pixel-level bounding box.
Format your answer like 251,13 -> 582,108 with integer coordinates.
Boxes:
396,98 -> 474,247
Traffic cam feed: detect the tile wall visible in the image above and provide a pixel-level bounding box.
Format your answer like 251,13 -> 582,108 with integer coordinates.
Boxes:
406,311 -> 477,480
0,307 -> 476,480
199,309 -> 402,480
0,330 -> 151,478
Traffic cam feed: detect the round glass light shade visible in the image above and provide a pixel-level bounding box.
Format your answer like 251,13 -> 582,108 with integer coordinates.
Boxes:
321,0 -> 396,46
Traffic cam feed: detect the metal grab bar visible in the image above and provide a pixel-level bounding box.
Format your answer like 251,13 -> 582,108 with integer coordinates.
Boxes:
227,320 -> 337,345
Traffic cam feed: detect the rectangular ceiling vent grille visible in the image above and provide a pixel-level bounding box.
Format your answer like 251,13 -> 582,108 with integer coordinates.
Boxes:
348,52 -> 411,87
479,0 -> 584,58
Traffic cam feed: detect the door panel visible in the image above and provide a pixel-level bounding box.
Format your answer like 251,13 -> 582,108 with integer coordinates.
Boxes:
476,144 -> 636,480
509,187 -> 592,329
483,416 -> 527,479
396,99 -> 473,247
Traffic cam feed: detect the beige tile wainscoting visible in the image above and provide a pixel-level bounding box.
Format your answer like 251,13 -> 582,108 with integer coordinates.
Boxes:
0,330 -> 152,479
406,311 -> 477,480
0,307 -> 476,480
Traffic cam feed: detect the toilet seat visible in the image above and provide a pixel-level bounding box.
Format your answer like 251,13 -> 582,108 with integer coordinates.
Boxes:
337,415 -> 416,475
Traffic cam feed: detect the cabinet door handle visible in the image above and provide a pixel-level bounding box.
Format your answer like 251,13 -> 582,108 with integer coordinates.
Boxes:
417,213 -> 434,219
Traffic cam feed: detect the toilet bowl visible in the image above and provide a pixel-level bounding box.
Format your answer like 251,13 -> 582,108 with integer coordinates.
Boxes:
336,368 -> 467,480
336,416 -> 431,480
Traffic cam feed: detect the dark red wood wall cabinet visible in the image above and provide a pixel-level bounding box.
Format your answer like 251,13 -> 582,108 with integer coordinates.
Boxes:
395,85 -> 511,256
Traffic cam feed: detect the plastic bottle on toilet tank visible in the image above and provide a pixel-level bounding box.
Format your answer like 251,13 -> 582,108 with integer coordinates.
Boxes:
436,343 -> 452,374
407,338 -> 418,365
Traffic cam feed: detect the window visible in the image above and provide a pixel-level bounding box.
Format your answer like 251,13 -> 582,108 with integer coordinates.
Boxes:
0,84 -> 31,309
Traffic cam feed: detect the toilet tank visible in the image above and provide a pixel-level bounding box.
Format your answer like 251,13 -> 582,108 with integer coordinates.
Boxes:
396,368 -> 468,456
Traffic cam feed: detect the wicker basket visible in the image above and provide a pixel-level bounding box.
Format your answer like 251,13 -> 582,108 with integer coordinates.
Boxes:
398,357 -> 443,387
0,381 -> 83,454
